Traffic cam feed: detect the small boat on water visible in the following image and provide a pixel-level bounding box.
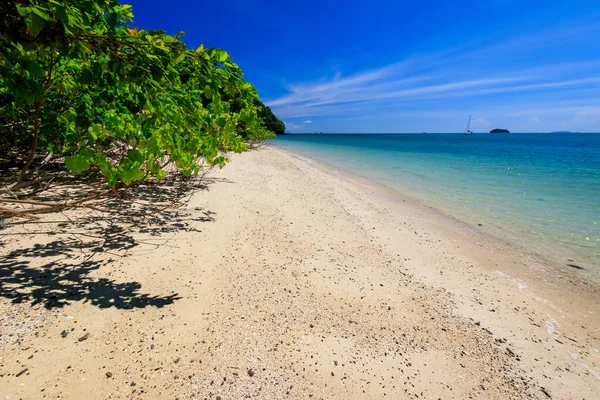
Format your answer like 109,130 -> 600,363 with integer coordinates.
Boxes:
464,115 -> 473,135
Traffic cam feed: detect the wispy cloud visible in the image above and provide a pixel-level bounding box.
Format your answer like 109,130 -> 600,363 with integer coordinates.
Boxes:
283,121 -> 303,131
265,22 -> 600,131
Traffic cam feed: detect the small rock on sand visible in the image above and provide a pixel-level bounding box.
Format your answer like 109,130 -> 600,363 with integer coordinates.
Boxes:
16,368 -> 28,377
566,263 -> 584,270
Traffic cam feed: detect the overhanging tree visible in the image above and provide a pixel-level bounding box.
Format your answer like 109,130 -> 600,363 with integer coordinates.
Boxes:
0,0 -> 266,216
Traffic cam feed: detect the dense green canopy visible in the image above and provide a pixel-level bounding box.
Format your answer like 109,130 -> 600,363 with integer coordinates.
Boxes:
256,100 -> 285,136
0,0 -> 282,195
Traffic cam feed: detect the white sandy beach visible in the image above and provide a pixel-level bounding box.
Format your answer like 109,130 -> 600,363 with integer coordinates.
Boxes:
1,146 -> 599,399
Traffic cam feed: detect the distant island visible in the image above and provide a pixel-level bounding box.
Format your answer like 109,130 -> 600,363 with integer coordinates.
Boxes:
490,128 -> 510,134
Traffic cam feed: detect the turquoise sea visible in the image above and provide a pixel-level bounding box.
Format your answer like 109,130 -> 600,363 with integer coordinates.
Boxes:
273,133 -> 600,278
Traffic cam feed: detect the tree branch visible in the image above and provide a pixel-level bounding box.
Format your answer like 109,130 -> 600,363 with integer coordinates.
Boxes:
0,189 -> 114,217
17,101 -> 41,183
0,174 -> 60,195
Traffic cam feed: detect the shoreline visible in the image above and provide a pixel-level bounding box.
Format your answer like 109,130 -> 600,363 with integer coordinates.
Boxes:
1,146 -> 599,399
274,143 -> 600,285
268,145 -> 600,394
274,144 -> 600,308
278,145 -> 600,310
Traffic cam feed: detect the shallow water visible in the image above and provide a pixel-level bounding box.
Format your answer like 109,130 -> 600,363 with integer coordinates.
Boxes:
273,133 -> 600,277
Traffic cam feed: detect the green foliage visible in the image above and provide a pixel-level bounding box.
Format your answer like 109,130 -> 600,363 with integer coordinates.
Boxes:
227,98 -> 285,141
0,0 -> 269,189
256,100 -> 285,135
244,125 -> 276,142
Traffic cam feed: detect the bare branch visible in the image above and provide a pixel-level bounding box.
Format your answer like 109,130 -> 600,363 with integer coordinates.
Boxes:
0,174 -> 62,195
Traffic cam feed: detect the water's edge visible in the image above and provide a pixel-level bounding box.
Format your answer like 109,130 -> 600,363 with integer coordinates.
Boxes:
271,143 -> 599,285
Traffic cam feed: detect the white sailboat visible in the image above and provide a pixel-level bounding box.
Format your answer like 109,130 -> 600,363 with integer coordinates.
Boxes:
464,115 -> 473,135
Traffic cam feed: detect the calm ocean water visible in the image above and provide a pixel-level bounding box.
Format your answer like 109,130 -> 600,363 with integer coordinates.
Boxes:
273,133 -> 600,278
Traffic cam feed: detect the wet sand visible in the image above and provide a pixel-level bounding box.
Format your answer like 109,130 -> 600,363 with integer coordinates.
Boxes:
1,146 -> 599,399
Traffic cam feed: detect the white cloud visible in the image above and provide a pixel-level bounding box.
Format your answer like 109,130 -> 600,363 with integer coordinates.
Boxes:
264,22 -> 600,131
283,121 -> 303,130
267,62 -> 600,119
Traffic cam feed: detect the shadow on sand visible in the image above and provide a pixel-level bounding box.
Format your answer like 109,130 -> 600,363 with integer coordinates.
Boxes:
0,177 -> 229,309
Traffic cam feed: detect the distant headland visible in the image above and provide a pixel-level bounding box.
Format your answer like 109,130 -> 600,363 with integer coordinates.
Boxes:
490,128 -> 510,134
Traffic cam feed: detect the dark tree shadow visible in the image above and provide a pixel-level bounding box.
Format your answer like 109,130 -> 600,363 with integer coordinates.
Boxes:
0,255 -> 180,309
0,177 -> 230,309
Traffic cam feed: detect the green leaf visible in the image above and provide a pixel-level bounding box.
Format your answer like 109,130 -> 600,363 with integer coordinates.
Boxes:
64,155 -> 91,173
31,7 -> 51,21
54,4 -> 68,23
24,60 -> 44,78
147,161 -> 161,173
120,166 -> 145,184
88,124 -> 102,140
107,171 -> 119,187
28,12 -> 48,35
217,50 -> 228,62
127,149 -> 144,163
16,5 -> 29,17
174,52 -> 186,64
204,86 -> 213,99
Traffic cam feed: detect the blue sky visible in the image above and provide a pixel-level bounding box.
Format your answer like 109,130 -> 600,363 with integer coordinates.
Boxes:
128,0 -> 600,133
